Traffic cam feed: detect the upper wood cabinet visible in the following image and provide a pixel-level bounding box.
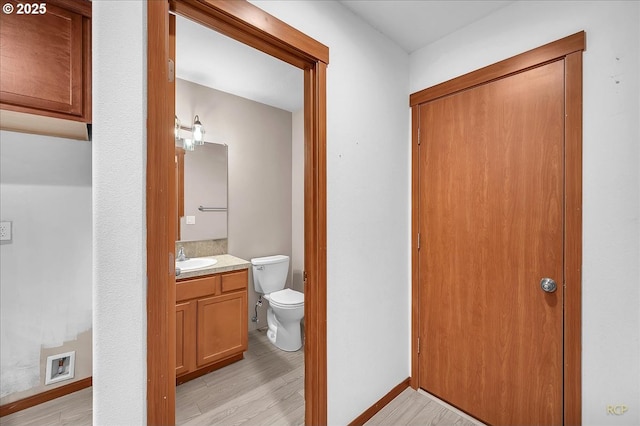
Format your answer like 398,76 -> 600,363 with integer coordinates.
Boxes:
0,0 -> 91,138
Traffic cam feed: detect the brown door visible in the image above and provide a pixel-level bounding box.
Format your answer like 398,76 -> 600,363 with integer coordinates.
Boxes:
418,60 -> 564,425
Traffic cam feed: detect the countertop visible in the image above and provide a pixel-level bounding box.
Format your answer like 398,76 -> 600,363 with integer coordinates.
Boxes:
176,254 -> 250,280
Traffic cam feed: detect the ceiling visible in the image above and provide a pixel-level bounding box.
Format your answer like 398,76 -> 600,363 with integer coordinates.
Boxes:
175,14 -> 303,112
175,1 -> 515,112
339,1 -> 515,53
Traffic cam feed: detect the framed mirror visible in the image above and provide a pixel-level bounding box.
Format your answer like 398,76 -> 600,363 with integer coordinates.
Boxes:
175,141 -> 228,242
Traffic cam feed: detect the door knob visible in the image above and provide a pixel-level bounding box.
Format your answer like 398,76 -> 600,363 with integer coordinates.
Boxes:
540,278 -> 557,293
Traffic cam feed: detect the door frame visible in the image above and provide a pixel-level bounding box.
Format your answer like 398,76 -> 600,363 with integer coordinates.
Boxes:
147,1 -> 329,424
410,31 -> 585,425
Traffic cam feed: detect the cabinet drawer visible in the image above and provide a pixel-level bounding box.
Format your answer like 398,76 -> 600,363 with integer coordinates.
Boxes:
177,275 -> 219,302
221,270 -> 248,293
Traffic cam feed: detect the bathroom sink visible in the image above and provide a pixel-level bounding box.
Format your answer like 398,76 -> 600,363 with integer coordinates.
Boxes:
176,257 -> 218,272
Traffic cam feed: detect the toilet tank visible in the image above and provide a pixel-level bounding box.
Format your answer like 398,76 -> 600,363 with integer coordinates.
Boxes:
251,255 -> 290,294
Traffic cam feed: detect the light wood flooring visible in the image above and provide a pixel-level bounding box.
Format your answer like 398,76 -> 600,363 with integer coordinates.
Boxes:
0,386 -> 92,426
175,328 -> 305,425
1,329 -> 481,426
364,388 -> 484,426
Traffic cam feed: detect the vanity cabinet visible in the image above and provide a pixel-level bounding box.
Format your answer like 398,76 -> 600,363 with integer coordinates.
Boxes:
0,0 -> 91,138
176,268 -> 248,382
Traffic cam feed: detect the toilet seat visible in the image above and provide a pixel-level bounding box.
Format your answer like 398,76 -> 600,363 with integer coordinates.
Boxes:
267,288 -> 304,309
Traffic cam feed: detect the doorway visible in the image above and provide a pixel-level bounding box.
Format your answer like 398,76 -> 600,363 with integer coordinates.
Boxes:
147,1 -> 329,424
173,13 -> 305,422
410,32 -> 584,425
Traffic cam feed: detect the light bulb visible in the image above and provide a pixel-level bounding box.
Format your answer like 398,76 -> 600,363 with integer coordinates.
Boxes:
192,115 -> 205,145
183,138 -> 195,152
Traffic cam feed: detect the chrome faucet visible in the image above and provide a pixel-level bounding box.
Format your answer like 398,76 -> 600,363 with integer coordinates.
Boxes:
176,246 -> 187,262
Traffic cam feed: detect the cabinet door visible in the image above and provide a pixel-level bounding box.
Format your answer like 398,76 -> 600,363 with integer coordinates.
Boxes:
196,292 -> 247,367
176,300 -> 196,376
0,1 -> 89,119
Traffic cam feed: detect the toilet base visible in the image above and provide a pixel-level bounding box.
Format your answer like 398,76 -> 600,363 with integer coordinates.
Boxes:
267,307 -> 303,352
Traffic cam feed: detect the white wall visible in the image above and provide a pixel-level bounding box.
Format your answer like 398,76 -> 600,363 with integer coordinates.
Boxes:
250,2 -> 410,424
92,1 -> 146,424
410,2 -> 640,425
0,131 -> 92,403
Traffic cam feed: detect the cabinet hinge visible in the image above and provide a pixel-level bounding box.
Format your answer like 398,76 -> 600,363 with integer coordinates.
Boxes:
417,337 -> 420,354
417,232 -> 421,250
417,127 -> 421,145
168,59 -> 175,82
303,271 -> 308,284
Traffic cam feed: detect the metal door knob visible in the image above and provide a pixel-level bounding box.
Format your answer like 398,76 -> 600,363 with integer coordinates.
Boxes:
540,278 -> 557,293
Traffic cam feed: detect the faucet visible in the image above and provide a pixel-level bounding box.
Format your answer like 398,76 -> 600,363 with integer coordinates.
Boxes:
176,246 -> 187,262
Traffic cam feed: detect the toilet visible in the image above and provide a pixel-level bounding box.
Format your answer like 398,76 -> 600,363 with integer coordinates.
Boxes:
251,255 -> 304,351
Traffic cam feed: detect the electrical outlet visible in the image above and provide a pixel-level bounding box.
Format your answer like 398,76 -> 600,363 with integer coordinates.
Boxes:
0,221 -> 12,243
186,216 -> 196,225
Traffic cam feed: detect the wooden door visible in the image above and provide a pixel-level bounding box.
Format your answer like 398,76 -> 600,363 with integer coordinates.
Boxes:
418,60 -> 564,425
196,292 -> 248,367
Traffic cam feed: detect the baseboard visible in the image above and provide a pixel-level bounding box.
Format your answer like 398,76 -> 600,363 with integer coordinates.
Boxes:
348,377 -> 411,426
0,376 -> 92,417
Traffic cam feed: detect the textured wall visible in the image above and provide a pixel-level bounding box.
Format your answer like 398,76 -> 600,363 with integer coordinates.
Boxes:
92,1 -> 147,424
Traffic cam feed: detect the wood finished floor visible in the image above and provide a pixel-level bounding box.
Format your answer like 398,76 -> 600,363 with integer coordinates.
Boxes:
175,329 -> 305,426
364,389 -> 484,426
1,330 -> 481,426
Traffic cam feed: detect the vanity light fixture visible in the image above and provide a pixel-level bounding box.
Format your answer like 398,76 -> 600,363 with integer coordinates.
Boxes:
182,137 -> 195,152
175,114 -> 206,151
192,115 -> 205,145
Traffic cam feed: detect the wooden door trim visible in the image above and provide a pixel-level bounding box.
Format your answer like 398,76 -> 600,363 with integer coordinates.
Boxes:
171,0 -> 328,68
410,31 -> 585,107
147,1 -> 176,424
563,50 -> 583,426
410,31 -> 584,426
410,105 -> 420,390
147,1 -> 328,425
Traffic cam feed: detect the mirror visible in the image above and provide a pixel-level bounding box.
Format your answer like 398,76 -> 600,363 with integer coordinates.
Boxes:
176,141 -> 228,241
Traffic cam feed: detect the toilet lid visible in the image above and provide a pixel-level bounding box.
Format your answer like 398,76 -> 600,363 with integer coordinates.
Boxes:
269,288 -> 304,305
